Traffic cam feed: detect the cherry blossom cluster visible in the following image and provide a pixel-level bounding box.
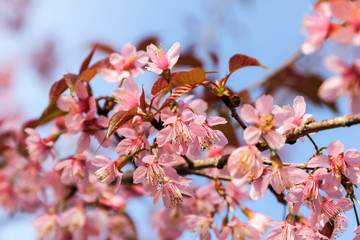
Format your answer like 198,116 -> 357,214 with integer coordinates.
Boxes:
302,1 -> 360,113
1,5 -> 360,238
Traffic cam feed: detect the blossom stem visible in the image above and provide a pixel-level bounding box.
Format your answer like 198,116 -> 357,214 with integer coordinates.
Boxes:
306,134 -> 319,153
229,108 -> 247,130
351,197 -> 360,226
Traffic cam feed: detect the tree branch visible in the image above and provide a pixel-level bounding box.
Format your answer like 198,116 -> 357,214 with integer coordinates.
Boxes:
121,113 -> 360,184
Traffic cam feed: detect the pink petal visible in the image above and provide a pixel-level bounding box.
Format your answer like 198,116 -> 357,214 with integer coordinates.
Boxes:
142,155 -> 156,164
266,130 -> 285,150
350,95 -> 360,114
123,78 -> 138,95
133,166 -> 147,184
118,128 -> 137,139
307,155 -> 329,168
121,43 -> 136,59
318,76 -> 344,102
327,140 -> 344,156
324,55 -> 349,74
56,96 -> 76,112
78,133 -> 90,152
330,25 -> 355,45
166,42 -> 180,69
240,104 -> 258,123
292,96 -> 306,117
75,82 -> 88,99
243,126 -> 261,145
109,53 -> 124,69
156,126 -> 173,147
208,116 -> 227,126
255,95 -> 273,116
100,69 -> 119,83
249,173 -> 272,200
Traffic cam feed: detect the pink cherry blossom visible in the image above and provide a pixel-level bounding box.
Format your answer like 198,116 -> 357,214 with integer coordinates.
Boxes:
146,42 -> 180,75
184,214 -> 214,240
227,145 -> 263,187
301,3 -> 332,55
57,81 -> 96,115
133,154 -> 177,196
112,78 -> 140,112
218,218 -> 262,240
153,176 -> 193,208
307,141 -> 360,193
115,127 -> 149,156
59,205 -> 86,232
193,115 -> 228,150
25,128 -> 56,163
32,213 -> 59,239
92,155 -> 123,192
101,43 -> 148,83
240,94 -> 292,149
156,107 -> 206,156
54,153 -> 90,187
274,96 -> 312,134
319,55 -> 360,113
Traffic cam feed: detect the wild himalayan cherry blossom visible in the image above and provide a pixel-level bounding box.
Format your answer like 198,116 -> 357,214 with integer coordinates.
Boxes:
184,214 -> 214,240
156,107 -> 207,156
65,111 -> 110,152
192,115 -> 228,150
112,78 -> 139,112
146,42 -> 180,75
101,43 -> 148,83
286,168 -> 328,214
56,81 -> 96,116
115,127 -> 149,156
265,220 -> 297,240
25,128 -> 56,163
309,198 -> 353,238
54,153 -> 90,187
354,225 -> 360,240
274,95 -> 312,134
318,55 -> 360,113
58,205 -> 86,232
133,154 -> 177,196
92,155 -> 124,192
301,3 -> 332,55
328,1 -> 360,46
153,175 -> 193,208
227,145 -> 263,187
216,218 -> 262,240
250,162 -> 308,200
307,140 -> 360,194
240,94 -> 292,150
32,213 -> 59,239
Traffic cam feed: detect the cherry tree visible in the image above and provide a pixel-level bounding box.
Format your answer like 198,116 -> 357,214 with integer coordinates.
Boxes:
2,0 -> 360,239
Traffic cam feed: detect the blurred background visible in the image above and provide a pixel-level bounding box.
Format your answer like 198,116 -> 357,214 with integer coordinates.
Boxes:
1,0 -> 360,239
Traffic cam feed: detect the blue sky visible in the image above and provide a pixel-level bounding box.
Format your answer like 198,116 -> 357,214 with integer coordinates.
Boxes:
2,0 -> 360,239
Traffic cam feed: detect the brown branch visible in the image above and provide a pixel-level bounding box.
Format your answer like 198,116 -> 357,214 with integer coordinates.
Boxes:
230,108 -> 247,130
121,113 -> 360,184
285,114 -> 360,144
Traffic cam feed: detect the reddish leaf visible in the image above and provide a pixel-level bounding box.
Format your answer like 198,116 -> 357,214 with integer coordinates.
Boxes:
136,36 -> 159,51
177,47 -> 203,68
78,68 -> 98,82
151,76 -> 169,97
170,68 -> 206,87
98,108 -> 138,150
64,73 -> 78,96
79,45 -> 97,73
159,84 -> 200,110
90,42 -> 116,54
49,78 -> 67,106
139,87 -> 146,112
229,54 -> 268,75
37,102 -> 67,127
90,57 -> 112,69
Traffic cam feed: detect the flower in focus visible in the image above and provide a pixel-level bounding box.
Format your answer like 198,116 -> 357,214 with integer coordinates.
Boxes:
101,43 -> 148,83
146,42 -> 180,74
92,155 -> 124,192
227,145 -> 263,186
240,94 -> 292,149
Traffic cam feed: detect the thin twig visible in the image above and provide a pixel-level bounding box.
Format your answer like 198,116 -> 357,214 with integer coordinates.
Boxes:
230,108 -> 247,130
